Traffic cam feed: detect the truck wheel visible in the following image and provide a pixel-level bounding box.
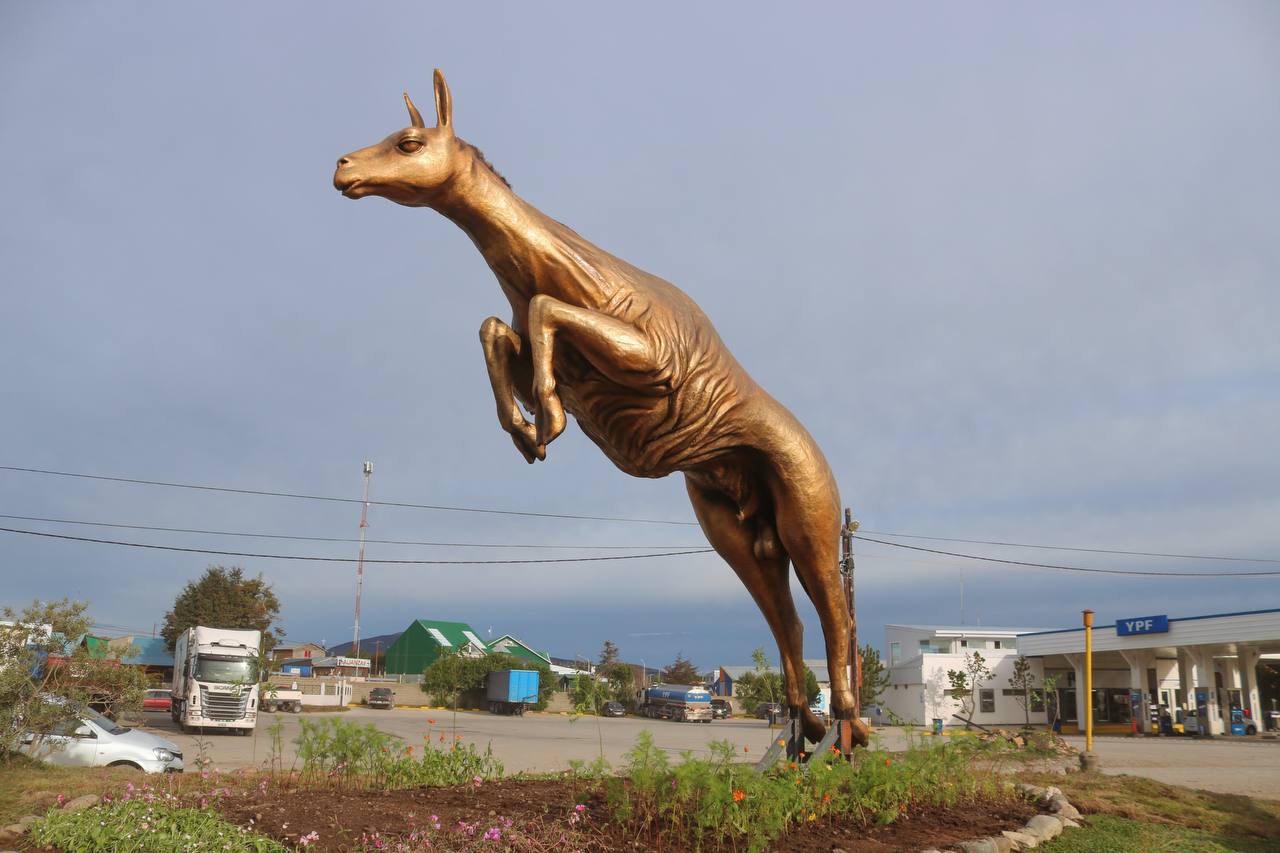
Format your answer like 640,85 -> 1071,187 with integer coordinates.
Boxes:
291,701 -> 302,713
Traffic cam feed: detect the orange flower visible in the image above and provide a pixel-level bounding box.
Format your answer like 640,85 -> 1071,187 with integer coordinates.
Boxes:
776,739 -> 785,747
787,762 -> 797,771
439,734 -> 445,742
830,745 -> 841,755
743,746 -> 749,753
428,719 -> 436,725
405,746 -> 413,755
455,735 -> 463,740
884,757 -> 891,766
794,778 -> 802,786
822,794 -> 831,803
732,790 -> 745,802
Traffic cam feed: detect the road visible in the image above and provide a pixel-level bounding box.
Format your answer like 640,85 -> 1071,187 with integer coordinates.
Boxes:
132,710 -> 1280,799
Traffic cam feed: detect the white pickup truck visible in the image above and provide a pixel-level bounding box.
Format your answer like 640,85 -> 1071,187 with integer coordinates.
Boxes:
260,685 -> 304,713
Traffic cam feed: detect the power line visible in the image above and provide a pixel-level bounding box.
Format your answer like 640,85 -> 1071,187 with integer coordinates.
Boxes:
859,529 -> 1280,565
0,466 -> 699,526
0,525 -> 716,565
0,513 -> 705,551
852,535 -> 1280,578
5,464 -> 1278,564
3,522 -> 1276,579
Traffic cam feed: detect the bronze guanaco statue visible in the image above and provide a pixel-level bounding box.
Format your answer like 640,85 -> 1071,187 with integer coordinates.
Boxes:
334,70 -> 868,749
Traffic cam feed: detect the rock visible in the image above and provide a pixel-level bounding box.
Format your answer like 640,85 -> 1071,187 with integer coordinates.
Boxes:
1002,830 -> 1039,849
1040,786 -> 1062,802
0,826 -> 23,840
958,840 -> 999,853
1012,736 -> 1026,748
1015,783 -> 1043,799
62,794 -> 100,812
16,816 -> 39,829
1023,815 -> 1063,841
0,830 -> 18,847
1047,797 -> 1081,821
1061,818 -> 1081,828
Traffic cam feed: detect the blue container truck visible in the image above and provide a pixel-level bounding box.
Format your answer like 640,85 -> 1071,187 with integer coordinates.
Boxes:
486,669 -> 540,715
639,684 -> 714,722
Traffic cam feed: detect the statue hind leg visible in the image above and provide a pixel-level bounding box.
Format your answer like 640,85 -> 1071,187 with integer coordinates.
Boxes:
684,476 -> 822,744
769,461 -> 871,748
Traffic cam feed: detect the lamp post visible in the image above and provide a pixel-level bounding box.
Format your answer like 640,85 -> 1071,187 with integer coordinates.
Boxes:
1081,609 -> 1099,771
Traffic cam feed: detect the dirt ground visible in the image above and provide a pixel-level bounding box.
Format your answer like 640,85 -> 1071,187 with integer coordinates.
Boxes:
212,779 -> 1037,852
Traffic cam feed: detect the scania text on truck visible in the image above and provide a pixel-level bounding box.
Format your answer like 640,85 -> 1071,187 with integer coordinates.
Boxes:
171,627 -> 262,734
639,684 -> 714,722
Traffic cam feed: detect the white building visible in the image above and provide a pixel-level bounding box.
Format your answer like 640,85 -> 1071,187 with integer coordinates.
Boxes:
880,624 -> 1050,728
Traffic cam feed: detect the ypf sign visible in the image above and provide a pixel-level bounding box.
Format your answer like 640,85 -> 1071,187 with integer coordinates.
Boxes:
1116,615 -> 1169,636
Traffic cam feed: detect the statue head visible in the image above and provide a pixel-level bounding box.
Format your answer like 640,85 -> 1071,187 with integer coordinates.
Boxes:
333,69 -> 465,207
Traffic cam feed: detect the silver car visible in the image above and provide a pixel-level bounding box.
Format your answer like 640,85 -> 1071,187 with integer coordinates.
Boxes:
21,706 -> 184,773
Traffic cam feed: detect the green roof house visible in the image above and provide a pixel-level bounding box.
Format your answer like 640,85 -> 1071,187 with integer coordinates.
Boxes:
384,619 -> 488,675
486,635 -> 551,667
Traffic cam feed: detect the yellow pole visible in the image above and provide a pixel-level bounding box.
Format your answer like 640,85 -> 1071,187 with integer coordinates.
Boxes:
1083,609 -> 1094,754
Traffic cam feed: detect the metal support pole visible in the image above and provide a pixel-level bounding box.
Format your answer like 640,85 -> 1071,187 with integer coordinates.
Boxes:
353,460 -> 373,659
841,508 -> 861,719
1081,609 -> 1099,771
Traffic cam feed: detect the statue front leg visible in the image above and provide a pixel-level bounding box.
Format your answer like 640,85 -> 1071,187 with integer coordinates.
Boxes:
479,316 -> 540,463
526,294 -> 667,454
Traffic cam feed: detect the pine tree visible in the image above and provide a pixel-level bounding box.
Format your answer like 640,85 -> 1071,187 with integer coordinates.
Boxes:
161,565 -> 283,654
660,652 -> 701,685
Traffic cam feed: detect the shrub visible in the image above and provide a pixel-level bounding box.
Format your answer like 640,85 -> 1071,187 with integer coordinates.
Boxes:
295,716 -> 502,790
29,799 -> 288,852
421,652 -> 553,711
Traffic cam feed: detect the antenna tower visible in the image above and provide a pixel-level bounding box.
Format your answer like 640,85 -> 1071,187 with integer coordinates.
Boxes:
353,460 -> 373,658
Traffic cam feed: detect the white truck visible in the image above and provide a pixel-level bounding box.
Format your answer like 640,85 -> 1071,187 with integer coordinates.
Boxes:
171,626 -> 262,734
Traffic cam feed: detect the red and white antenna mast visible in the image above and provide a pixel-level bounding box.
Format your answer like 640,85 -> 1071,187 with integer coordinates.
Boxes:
353,460 -> 373,658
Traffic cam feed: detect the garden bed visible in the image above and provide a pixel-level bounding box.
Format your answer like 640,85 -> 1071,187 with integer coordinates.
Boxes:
208,779 -> 1036,852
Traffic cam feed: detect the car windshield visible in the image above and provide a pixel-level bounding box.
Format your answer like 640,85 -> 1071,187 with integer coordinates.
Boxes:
81,706 -> 128,736
194,654 -> 256,684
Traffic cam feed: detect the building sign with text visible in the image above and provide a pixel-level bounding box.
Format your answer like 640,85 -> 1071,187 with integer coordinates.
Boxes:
1116,615 -> 1169,636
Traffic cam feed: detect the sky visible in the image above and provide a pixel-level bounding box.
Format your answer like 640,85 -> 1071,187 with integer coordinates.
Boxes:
2,2 -> 1278,672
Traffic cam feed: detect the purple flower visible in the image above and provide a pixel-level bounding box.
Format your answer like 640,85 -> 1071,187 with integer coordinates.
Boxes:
484,827 -> 501,841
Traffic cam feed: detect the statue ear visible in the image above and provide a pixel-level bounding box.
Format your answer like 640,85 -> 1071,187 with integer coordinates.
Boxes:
433,68 -> 452,130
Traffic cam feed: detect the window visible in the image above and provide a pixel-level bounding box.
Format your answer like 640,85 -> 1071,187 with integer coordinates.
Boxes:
889,642 -> 901,665
959,640 -> 968,648
462,631 -> 486,648
979,689 -> 995,714
427,628 -> 452,646
992,640 -> 1002,649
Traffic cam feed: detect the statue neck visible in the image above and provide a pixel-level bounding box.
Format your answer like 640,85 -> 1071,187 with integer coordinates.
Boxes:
432,159 -> 549,302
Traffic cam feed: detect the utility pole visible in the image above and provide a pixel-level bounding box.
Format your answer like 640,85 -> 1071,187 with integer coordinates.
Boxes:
353,460 -> 373,659
374,638 -> 382,676
841,508 -> 861,719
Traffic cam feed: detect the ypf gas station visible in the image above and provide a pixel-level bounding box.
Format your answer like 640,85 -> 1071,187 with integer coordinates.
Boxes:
1016,607 -> 1280,736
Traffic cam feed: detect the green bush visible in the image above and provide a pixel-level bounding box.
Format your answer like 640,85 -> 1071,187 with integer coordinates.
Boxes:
295,716 -> 502,790
29,800 -> 287,852
421,651 -> 552,710
604,730 -> 1010,852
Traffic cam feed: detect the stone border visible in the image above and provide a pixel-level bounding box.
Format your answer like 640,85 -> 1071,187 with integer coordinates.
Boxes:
0,792 -> 101,850
919,783 -> 1082,853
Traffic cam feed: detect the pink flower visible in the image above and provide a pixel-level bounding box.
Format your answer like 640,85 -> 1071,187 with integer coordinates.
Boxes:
472,775 -> 483,787
574,804 -> 586,813
484,827 -> 502,841
298,831 -> 320,846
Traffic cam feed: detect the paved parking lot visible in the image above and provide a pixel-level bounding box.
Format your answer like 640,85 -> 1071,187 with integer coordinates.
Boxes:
135,707 -> 814,774
132,710 -> 1280,799
1060,734 -> 1280,800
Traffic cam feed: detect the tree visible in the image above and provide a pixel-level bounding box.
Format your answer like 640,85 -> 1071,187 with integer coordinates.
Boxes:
660,652 -> 701,686
946,652 -> 993,727
162,566 -> 282,656
1041,673 -> 1061,730
602,662 -> 635,705
1008,656 -> 1037,729
859,644 -> 891,710
733,647 -> 782,712
1,599 -> 147,762
598,640 -> 620,668
420,651 -> 553,711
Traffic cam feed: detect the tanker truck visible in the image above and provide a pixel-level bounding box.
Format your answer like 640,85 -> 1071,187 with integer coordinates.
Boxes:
171,626 -> 262,734
638,683 -> 714,722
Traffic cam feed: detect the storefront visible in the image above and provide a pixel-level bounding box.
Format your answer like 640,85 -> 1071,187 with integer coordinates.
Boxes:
1017,608 -> 1280,735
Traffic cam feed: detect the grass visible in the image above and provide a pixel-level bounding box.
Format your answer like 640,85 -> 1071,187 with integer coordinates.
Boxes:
1041,815 -> 1280,853
0,754 -> 147,824
1020,769 -> 1280,839
30,799 -> 289,853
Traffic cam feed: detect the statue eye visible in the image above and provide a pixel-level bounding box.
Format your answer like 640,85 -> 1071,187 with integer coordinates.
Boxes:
397,138 -> 424,154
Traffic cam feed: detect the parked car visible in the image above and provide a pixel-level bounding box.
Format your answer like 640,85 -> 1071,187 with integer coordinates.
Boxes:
19,704 -> 184,773
367,687 -> 396,710
142,689 -> 172,712
710,698 -> 732,719
754,702 -> 782,720
601,701 -> 626,717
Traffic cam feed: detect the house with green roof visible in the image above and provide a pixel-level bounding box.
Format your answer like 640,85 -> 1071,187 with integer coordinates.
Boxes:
486,634 -> 551,667
384,619 -> 489,675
